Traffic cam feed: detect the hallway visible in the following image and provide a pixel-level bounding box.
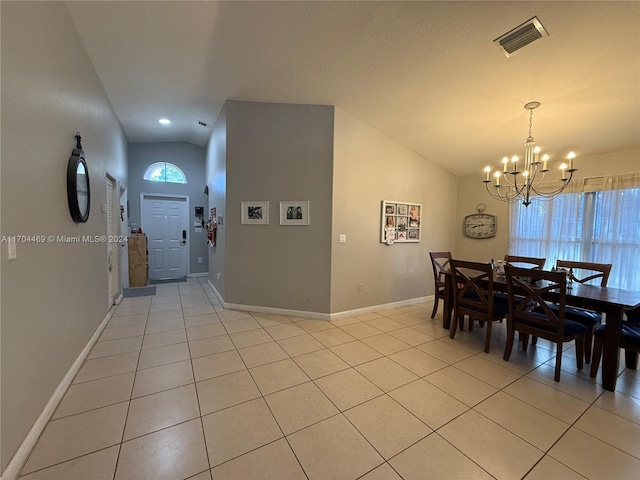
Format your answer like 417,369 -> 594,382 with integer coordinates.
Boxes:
18,278 -> 640,479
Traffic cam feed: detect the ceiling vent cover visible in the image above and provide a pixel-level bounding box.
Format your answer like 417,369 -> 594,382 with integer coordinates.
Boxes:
494,17 -> 549,57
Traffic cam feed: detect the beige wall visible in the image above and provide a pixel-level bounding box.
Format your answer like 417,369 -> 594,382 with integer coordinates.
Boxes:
455,147 -> 640,262
0,2 -> 128,471
222,101 -> 335,313
331,108 -> 459,313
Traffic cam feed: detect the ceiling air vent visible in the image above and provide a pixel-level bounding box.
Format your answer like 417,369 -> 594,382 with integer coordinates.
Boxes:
494,17 -> 549,57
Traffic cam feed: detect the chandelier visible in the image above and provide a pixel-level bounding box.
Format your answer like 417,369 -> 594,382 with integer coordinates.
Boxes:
483,101 -> 577,207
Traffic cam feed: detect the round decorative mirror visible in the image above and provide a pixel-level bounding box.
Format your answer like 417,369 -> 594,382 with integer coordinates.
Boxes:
67,133 -> 90,223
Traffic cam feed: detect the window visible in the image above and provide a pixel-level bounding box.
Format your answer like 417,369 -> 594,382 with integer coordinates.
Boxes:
143,162 -> 187,184
509,173 -> 640,291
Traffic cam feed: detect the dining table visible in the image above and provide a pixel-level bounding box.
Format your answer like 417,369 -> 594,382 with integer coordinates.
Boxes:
441,271 -> 640,391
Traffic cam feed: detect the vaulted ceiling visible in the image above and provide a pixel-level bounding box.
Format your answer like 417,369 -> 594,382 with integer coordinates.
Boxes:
65,1 -> 640,176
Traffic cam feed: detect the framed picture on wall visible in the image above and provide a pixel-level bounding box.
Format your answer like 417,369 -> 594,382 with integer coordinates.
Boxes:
241,201 -> 269,225
381,200 -> 421,243
280,201 -> 310,225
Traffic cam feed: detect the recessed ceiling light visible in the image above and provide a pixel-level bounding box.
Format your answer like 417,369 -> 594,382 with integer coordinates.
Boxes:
158,118 -> 171,125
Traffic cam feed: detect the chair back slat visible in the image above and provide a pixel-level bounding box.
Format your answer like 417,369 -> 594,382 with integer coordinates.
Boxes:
556,260 -> 612,287
430,251 -> 451,286
505,265 -> 566,338
504,255 -> 546,270
450,259 -> 494,317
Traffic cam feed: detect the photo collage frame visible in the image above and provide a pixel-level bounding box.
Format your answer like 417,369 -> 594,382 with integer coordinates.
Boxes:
381,200 -> 421,243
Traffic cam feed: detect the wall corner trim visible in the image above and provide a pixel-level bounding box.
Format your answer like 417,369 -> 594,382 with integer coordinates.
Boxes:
1,309 -> 116,480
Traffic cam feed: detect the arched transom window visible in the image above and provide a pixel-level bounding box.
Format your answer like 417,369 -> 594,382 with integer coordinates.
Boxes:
143,162 -> 187,184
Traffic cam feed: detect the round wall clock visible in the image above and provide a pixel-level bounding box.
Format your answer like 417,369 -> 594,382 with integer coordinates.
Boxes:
464,203 -> 497,239
67,133 -> 90,223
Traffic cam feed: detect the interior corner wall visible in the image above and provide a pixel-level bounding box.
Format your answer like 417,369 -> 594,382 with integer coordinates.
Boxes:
454,147 -> 640,262
0,2 -> 128,472
331,108 -> 459,313
225,101 -> 334,313
127,142 -> 208,275
206,105 -> 228,297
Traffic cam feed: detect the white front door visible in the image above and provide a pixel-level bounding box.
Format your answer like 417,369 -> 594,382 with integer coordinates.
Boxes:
142,196 -> 188,280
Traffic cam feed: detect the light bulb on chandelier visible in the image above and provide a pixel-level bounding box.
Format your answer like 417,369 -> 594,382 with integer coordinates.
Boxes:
483,102 -> 577,207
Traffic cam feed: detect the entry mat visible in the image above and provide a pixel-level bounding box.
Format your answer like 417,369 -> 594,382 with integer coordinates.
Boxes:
149,277 -> 187,285
122,286 -> 156,298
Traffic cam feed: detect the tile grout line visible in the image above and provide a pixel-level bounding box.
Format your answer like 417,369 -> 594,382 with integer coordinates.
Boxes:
109,296 -> 152,480
184,285 -> 217,477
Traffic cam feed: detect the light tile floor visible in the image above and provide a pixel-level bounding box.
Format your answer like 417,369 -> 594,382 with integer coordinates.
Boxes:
19,278 -> 640,479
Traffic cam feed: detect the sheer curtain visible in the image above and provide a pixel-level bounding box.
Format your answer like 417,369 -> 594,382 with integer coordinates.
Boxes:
509,173 -> 640,291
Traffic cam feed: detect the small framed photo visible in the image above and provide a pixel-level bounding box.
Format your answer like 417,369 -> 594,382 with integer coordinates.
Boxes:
408,229 -> 419,240
385,204 -> 396,215
280,201 -> 310,225
241,201 -> 269,225
397,204 -> 408,216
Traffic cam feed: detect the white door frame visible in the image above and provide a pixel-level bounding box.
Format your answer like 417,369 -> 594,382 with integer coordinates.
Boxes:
140,193 -> 190,278
119,183 -> 129,291
106,174 -> 119,307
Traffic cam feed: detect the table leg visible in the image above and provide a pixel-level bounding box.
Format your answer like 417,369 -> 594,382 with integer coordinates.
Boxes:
602,305 -> 623,391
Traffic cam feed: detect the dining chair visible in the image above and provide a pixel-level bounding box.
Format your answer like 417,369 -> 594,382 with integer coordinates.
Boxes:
504,255 -> 546,270
503,264 -> 586,382
537,260 -> 612,362
590,321 -> 640,378
626,307 -> 640,322
429,251 -> 451,319
449,259 -> 509,353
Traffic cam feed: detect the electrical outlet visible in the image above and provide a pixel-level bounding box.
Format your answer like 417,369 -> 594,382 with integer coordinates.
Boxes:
198,257 -> 202,263
339,234 -> 347,243
357,283 -> 363,291
216,272 -> 221,280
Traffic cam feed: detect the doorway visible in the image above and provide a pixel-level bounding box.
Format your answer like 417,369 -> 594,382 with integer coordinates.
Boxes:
106,175 -> 119,306
119,184 -> 129,290
141,194 -> 189,280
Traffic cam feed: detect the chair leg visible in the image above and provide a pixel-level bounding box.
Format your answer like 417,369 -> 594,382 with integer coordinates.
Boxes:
521,333 -> 529,351
484,320 -> 492,353
449,311 -> 459,339
584,330 -> 593,363
625,351 -> 638,369
575,336 -> 584,371
503,327 -> 515,361
531,336 -> 538,346
554,343 -> 563,382
430,294 -> 440,319
590,335 -> 604,378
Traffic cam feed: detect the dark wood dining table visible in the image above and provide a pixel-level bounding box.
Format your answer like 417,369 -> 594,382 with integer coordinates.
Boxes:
442,272 -> 640,391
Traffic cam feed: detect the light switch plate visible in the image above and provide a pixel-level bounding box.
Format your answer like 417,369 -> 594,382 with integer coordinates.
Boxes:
8,240 -> 17,260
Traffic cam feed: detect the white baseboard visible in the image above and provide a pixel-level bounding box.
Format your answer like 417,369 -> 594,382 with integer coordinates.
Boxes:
1,307 -> 116,480
207,279 -> 224,305
328,295 -> 433,320
188,272 -> 209,278
206,279 -> 434,321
